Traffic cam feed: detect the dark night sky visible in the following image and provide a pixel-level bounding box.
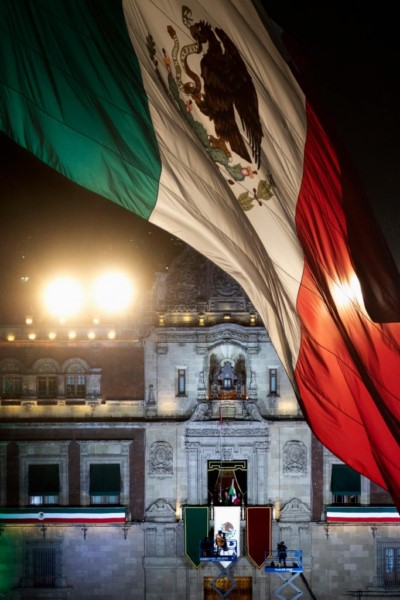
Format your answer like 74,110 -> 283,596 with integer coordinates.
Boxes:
0,2 -> 399,322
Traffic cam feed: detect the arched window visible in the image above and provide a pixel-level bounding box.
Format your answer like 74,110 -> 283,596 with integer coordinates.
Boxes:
63,359 -> 88,399
33,359 -> 59,399
209,353 -> 247,399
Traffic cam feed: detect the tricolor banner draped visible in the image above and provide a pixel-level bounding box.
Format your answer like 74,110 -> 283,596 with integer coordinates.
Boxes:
326,506 -> 400,523
0,2 -> 399,505
0,507 -> 126,523
184,506 -> 209,568
246,507 -> 272,568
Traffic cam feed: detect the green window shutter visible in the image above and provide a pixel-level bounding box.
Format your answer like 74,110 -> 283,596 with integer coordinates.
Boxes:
331,464 -> 361,495
90,464 -> 121,495
29,464 -> 60,495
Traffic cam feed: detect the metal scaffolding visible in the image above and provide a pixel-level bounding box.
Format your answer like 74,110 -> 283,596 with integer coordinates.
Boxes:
199,539 -> 238,598
264,549 -> 304,600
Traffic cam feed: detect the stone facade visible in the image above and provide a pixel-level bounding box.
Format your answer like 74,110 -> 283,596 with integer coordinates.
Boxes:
0,246 -> 397,599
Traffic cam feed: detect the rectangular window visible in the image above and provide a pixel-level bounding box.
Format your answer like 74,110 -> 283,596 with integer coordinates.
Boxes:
29,464 -> 60,506
66,374 -> 86,398
1,375 -> 22,398
37,376 -> 58,398
331,464 -> 361,504
377,541 -> 400,589
90,464 -> 121,505
268,368 -> 278,395
23,541 -> 63,589
177,368 -> 186,396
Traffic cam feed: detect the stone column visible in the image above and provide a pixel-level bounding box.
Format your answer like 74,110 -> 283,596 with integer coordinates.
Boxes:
185,442 -> 200,505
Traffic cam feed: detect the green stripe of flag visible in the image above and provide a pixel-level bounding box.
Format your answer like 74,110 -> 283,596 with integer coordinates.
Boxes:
0,0 -> 160,218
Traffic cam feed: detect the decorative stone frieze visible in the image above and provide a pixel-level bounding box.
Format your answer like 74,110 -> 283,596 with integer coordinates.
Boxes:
186,427 -> 268,438
254,441 -> 269,451
283,440 -> 307,475
206,328 -> 253,345
149,441 -> 173,476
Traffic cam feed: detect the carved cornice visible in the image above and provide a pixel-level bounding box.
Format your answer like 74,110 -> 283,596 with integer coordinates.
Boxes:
152,325 -> 268,357
189,401 -> 265,422
186,427 -> 269,438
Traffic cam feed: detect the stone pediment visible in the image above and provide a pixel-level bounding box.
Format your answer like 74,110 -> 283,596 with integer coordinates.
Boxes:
145,498 -> 176,522
280,497 -> 311,522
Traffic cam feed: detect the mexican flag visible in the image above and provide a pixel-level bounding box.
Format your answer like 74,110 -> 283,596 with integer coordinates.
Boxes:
1,0 -> 400,508
228,479 -> 237,503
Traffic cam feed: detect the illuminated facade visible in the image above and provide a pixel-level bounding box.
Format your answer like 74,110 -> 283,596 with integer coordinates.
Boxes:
0,246 -> 398,599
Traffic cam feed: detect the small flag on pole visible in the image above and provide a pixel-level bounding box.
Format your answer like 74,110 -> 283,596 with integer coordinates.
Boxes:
229,479 -> 237,503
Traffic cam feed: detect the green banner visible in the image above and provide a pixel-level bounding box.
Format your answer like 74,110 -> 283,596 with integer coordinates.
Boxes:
184,506 -> 209,568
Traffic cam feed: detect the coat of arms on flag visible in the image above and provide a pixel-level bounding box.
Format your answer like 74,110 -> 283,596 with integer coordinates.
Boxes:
145,5 -> 275,212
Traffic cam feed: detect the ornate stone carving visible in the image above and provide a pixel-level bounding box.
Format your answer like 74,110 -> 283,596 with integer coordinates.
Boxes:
0,358 -> 22,372
191,403 -> 212,421
147,384 -> 156,406
185,441 -> 200,450
222,447 -> 233,460
212,265 -> 241,297
283,441 -> 307,475
207,328 -> 251,345
254,441 -> 269,450
149,441 -> 173,476
186,427 -> 268,437
32,358 -> 59,373
145,498 -> 176,523
280,497 -> 311,522
62,358 -> 89,373
242,402 -> 263,421
197,371 -> 206,400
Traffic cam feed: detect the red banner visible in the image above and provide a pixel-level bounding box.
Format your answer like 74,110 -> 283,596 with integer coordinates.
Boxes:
246,507 -> 271,568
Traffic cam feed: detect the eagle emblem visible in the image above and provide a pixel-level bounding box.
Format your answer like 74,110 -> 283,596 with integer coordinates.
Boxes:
146,5 -> 274,211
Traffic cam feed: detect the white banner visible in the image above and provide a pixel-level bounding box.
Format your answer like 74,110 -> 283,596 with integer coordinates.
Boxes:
214,506 -> 241,566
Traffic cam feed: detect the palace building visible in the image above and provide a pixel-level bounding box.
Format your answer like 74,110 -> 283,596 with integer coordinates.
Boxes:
0,245 -> 398,600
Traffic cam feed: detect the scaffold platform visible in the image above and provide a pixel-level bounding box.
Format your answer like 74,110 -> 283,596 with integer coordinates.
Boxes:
265,550 -> 304,599
199,539 -> 238,563
199,540 -> 238,598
